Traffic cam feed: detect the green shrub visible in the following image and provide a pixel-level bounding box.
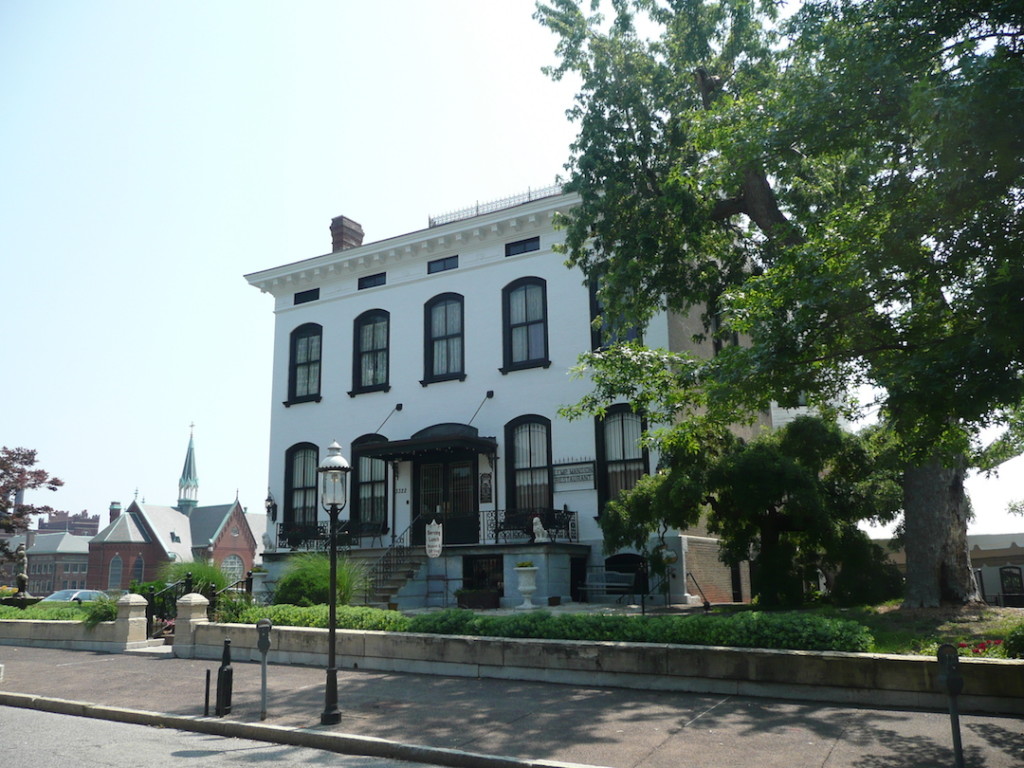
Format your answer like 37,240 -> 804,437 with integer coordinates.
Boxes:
0,603 -> 85,621
272,553 -> 368,606
829,535 -> 904,607
81,595 -> 119,629
1005,621 -> 1024,659
222,603 -> 410,632
159,560 -> 229,596
212,590 -> 255,623
406,609 -> 873,652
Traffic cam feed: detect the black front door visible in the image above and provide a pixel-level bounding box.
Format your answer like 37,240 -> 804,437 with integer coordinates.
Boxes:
413,454 -> 479,545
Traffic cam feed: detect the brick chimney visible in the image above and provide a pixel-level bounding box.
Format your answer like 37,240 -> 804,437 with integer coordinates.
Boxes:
109,501 -> 122,521
330,215 -> 364,252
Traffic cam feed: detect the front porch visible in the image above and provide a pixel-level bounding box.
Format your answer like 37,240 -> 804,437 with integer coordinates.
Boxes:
262,506 -> 592,610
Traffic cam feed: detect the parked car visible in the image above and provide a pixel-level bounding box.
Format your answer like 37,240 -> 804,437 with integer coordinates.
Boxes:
40,589 -> 108,603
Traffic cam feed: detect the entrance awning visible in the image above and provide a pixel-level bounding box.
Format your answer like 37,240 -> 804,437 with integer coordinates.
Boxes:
358,423 -> 497,461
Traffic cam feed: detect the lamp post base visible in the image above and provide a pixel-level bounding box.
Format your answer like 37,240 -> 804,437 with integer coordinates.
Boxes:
321,666 -> 341,725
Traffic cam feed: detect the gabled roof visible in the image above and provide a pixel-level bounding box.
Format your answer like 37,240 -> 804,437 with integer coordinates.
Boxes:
189,503 -> 237,549
26,532 -> 90,555
91,503 -> 193,562
139,504 -> 194,562
91,500 -> 256,564
91,509 -> 152,545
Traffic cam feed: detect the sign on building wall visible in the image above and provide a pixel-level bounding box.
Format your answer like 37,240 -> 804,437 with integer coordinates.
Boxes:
480,473 -> 493,504
553,462 -> 596,491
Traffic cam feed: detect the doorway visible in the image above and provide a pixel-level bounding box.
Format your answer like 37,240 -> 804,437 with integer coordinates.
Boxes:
413,454 -> 479,545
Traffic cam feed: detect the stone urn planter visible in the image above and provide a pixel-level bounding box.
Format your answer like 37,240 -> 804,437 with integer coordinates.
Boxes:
514,565 -> 538,609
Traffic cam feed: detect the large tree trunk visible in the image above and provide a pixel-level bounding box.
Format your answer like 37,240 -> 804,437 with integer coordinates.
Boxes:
901,457 -> 981,607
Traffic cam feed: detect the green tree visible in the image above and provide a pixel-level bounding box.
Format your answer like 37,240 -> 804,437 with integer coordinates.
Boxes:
602,416 -> 902,606
538,0 -> 1024,606
0,447 -> 65,561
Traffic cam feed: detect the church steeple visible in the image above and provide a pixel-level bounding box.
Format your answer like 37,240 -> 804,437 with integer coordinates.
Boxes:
177,424 -> 199,516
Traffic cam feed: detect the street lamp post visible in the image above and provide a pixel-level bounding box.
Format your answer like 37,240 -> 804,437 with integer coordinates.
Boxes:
318,440 -> 350,726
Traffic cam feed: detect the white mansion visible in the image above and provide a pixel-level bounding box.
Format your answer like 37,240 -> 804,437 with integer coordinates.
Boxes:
245,187 -> 754,608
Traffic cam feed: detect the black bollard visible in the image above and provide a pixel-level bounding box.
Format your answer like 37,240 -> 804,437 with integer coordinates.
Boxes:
215,639 -> 233,717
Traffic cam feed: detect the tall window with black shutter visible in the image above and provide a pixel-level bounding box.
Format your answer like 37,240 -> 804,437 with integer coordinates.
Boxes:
285,443 -> 319,532
352,310 -> 390,393
352,435 -> 388,528
596,405 -> 647,511
505,416 -> 552,510
501,277 -> 549,372
288,323 -> 322,403
424,293 -> 464,383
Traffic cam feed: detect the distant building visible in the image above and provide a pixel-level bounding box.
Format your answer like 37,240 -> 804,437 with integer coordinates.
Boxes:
883,532 -> 1024,606
25,531 -> 92,595
87,431 -> 258,591
36,511 -> 101,537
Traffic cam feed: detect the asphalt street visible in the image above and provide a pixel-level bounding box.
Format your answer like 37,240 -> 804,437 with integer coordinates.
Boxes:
2,706 -> 435,768
1,645 -> 1022,768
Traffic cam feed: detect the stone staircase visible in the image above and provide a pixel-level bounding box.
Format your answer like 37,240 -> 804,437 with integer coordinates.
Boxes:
347,548 -> 428,608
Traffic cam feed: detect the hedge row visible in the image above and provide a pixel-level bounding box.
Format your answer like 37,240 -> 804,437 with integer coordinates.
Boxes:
224,605 -> 874,653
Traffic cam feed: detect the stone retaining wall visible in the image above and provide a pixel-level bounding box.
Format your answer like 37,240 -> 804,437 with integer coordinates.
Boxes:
0,594 -> 157,653
171,594 -> 1023,716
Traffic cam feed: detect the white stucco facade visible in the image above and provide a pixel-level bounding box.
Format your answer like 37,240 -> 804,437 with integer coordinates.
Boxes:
245,189 -> 738,606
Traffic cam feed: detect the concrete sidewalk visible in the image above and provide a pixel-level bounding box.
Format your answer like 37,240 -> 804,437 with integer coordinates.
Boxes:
1,645 -> 1021,767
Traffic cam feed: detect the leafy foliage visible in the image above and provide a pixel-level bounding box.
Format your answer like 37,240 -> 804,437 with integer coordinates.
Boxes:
537,0 -> 1024,606
601,415 -> 902,606
0,602 -> 85,621
1005,621 -> 1024,660
80,595 -> 119,629
272,553 -> 369,607
407,608 -> 873,652
226,603 -> 411,632
158,560 -> 229,596
0,447 -> 65,561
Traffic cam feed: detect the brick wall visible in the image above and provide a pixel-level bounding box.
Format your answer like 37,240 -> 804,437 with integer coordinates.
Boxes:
685,536 -> 749,603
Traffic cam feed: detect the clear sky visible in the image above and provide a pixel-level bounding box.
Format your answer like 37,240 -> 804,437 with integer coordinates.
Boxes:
2,1 -> 1020,537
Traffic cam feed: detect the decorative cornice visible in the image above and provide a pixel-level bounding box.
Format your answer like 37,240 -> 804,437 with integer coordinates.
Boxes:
244,190 -> 579,296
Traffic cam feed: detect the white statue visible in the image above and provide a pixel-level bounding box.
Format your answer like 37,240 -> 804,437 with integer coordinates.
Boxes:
532,516 -> 550,543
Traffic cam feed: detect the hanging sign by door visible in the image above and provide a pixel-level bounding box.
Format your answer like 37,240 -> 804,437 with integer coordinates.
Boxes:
425,520 -> 443,558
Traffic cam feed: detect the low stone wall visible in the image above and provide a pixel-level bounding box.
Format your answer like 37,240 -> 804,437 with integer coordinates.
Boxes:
171,595 -> 1023,716
0,594 -> 157,653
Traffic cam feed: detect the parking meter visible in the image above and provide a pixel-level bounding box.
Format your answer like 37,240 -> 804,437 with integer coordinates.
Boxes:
256,619 -> 272,720
937,644 -> 965,768
257,619 -> 272,655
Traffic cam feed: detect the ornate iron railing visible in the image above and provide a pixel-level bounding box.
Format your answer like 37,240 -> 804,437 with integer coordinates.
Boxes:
484,506 -> 578,544
277,522 -> 328,551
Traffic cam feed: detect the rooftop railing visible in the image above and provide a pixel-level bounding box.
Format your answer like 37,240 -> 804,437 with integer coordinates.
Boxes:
428,184 -> 564,228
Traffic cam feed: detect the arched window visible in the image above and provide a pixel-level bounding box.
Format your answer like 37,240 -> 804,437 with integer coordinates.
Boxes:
423,293 -> 464,383
596,405 -> 648,512
284,443 -> 319,529
108,555 -> 123,591
501,278 -> 549,372
352,310 -> 389,394
505,415 -> 552,510
352,434 -> 388,528
221,554 -> 244,584
131,555 -> 144,584
288,323 -> 323,404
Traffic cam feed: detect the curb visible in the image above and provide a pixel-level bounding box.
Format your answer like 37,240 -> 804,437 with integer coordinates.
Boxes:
0,692 -> 608,768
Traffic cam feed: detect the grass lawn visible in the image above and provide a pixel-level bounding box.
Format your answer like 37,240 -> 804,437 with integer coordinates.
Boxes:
804,603 -> 1024,656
